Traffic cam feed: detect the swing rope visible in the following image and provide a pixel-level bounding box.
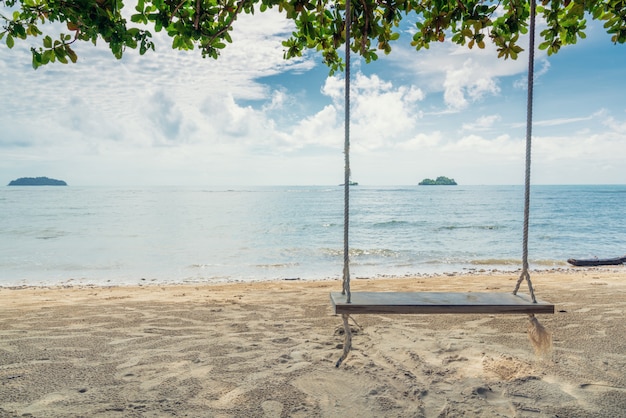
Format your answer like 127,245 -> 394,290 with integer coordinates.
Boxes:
336,0 -> 353,368
513,0 -> 552,355
342,0 -> 352,303
513,0 -> 537,303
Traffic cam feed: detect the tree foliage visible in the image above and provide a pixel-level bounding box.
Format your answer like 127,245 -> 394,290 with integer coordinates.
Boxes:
1,0 -> 625,70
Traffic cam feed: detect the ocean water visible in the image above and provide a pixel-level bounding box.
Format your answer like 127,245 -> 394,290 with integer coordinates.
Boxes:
1,185 -> 624,286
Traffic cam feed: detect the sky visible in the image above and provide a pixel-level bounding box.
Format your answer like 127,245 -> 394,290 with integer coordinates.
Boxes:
1,7 -> 625,186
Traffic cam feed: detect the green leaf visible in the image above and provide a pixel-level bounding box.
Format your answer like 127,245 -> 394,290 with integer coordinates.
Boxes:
66,46 -> 78,63
42,49 -> 54,63
31,49 -> 42,69
55,49 -> 68,64
6,35 -> 14,49
13,23 -> 26,38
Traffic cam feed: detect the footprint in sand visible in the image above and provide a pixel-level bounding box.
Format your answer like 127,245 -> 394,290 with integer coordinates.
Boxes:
261,400 -> 283,417
579,383 -> 626,393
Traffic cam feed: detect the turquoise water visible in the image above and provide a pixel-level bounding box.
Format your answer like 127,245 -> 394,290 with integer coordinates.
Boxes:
1,185 -> 624,286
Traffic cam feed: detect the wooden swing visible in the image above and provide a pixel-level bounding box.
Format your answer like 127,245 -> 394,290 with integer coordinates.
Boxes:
333,0 -> 554,366
331,291 -> 554,315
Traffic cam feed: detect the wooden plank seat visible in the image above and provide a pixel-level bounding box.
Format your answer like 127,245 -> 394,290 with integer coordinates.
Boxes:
330,291 -> 555,315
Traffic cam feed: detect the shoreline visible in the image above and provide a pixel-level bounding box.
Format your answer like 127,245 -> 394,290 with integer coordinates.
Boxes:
1,265 -> 623,290
1,270 -> 625,416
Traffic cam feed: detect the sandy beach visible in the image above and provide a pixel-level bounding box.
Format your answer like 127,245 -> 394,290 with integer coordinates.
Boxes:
1,269 -> 625,417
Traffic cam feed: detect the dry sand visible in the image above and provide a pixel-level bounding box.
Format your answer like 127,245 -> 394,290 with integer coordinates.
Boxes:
1,268 -> 625,417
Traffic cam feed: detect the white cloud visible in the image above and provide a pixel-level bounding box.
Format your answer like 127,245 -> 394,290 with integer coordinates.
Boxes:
315,73 -> 425,150
321,75 -> 344,102
388,37 -> 528,111
462,114 -> 502,131
262,89 -> 288,111
396,131 -> 443,150
600,110 -> 626,132
528,115 -> 594,128
289,105 -> 342,150
441,57 -> 505,110
447,133 -> 521,157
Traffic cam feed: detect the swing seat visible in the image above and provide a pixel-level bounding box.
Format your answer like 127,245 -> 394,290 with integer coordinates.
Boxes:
330,291 -> 554,315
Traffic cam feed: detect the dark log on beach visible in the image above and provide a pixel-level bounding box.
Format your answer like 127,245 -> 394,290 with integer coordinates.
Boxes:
567,256 -> 626,267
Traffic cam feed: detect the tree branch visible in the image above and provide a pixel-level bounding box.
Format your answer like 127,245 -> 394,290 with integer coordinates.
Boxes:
358,0 -> 369,53
203,0 -> 245,47
194,0 -> 201,29
170,0 -> 188,23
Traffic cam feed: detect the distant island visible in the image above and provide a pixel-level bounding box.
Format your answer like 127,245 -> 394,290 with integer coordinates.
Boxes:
8,177 -> 67,186
418,176 -> 457,186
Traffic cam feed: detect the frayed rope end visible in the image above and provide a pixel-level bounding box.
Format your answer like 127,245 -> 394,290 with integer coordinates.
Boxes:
527,314 -> 552,356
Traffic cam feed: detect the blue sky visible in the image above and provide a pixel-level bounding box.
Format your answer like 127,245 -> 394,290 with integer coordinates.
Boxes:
1,8 -> 625,186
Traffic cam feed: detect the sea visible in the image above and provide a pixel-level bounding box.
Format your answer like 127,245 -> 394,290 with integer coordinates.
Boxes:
1,185 -> 625,287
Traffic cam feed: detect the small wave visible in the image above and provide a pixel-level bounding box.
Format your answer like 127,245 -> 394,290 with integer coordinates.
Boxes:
321,248 -> 400,258
470,258 -> 520,266
255,263 -> 300,269
372,220 -> 410,228
438,225 -> 502,231
533,259 -> 569,267
188,263 -> 227,269
471,258 -> 568,267
36,229 -> 66,240
322,248 -> 342,257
